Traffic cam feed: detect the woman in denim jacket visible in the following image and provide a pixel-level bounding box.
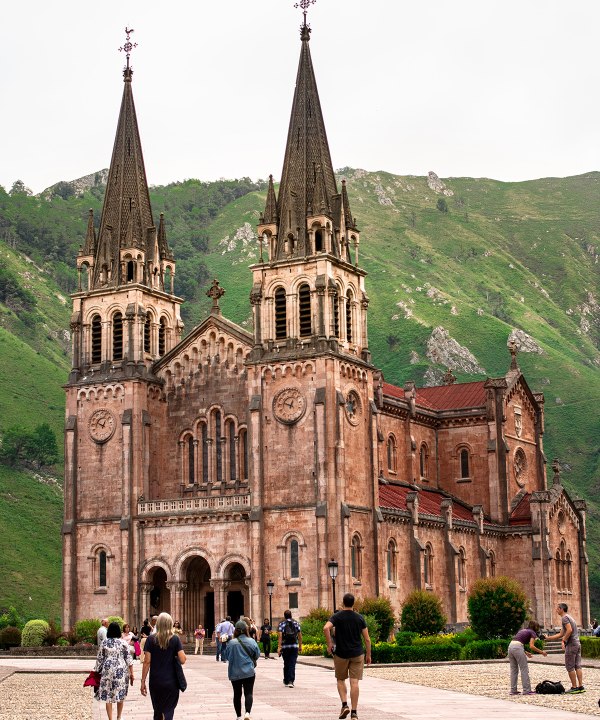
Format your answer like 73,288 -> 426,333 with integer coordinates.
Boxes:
227,620 -> 260,720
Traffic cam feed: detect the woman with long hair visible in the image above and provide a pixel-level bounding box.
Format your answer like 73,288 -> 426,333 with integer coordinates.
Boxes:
227,620 -> 260,720
95,621 -> 134,720
141,612 -> 187,720
508,620 -> 548,695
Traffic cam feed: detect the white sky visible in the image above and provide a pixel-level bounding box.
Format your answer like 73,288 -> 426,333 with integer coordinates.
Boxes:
2,1 -> 600,194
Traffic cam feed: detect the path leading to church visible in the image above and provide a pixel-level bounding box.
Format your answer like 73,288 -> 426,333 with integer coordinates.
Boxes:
0,655 -> 596,719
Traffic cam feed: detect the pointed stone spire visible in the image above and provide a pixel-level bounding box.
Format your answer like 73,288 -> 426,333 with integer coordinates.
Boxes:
93,63 -> 155,287
82,209 -> 96,256
157,213 -> 172,259
276,19 -> 338,257
312,164 -> 330,215
262,175 -> 278,224
341,179 -> 356,230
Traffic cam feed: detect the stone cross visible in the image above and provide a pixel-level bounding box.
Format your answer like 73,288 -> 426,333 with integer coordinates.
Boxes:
206,279 -> 225,315
508,339 -> 519,371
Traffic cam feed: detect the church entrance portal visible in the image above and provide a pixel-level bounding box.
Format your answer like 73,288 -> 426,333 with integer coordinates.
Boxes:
148,567 -> 170,617
182,556 -> 212,635
225,562 -> 247,623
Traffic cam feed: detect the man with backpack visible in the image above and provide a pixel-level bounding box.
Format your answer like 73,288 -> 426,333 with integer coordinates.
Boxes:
277,609 -> 302,687
546,603 -> 585,693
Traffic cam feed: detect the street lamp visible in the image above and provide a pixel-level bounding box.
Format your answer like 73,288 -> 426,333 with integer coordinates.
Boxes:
327,559 -> 339,613
266,579 -> 275,627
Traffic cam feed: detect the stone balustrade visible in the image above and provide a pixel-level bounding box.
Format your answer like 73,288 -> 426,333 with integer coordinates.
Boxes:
137,493 -> 251,515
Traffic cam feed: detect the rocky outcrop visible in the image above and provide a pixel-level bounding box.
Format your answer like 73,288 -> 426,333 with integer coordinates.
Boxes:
427,171 -> 454,197
507,328 -> 543,354
426,326 -> 485,374
41,169 -> 109,199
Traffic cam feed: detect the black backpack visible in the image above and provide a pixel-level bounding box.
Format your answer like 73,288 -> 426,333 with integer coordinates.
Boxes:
282,620 -> 298,644
535,680 -> 565,694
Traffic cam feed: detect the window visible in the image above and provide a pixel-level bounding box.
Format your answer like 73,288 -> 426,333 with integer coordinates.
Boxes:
315,229 -> 324,253
144,313 -> 151,354
387,435 -> 397,473
275,287 -> 287,340
187,436 -> 195,485
290,539 -> 300,578
99,550 -> 107,587
91,314 -> 102,364
488,550 -> 496,577
457,547 -> 466,589
298,284 -> 312,337
424,544 -> 433,586
201,423 -> 208,483
126,260 -> 135,282
331,289 -> 340,338
420,444 -> 428,479
460,448 -> 470,479
158,318 -> 167,357
215,410 -> 223,482
387,539 -> 397,583
288,592 -> 299,609
566,551 -> 572,592
239,428 -> 248,480
351,534 -> 362,581
228,421 -> 236,481
346,289 -> 353,342
112,312 -> 123,361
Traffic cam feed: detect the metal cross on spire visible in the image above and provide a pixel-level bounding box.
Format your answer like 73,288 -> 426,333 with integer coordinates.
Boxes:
294,0 -> 316,33
119,27 -> 138,71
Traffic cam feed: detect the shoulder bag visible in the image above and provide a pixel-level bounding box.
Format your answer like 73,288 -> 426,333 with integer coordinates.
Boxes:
235,637 -> 258,667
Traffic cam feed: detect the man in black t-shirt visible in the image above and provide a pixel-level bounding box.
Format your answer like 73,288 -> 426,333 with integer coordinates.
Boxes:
324,593 -> 372,720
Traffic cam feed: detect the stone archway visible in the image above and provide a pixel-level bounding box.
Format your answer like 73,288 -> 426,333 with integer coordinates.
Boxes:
148,567 -> 171,617
182,556 -> 213,637
224,562 -> 247,623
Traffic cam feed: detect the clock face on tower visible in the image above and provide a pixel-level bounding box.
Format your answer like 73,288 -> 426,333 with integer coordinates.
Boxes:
273,387 -> 306,425
89,409 -> 117,444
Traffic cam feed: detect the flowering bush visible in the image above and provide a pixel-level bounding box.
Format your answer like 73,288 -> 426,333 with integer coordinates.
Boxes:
467,577 -> 528,639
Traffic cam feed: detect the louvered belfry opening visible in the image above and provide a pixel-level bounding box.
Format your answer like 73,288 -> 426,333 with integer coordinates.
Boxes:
91,314 -> 102,364
299,284 -> 312,337
112,312 -> 123,361
158,318 -> 166,357
275,287 -> 287,340
144,314 -> 151,354
346,289 -> 353,343
331,290 -> 339,338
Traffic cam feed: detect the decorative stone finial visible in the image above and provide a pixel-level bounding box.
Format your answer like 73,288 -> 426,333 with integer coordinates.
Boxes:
206,279 -> 225,315
508,339 -> 519,371
552,458 -> 561,485
442,368 -> 456,385
119,27 -> 138,80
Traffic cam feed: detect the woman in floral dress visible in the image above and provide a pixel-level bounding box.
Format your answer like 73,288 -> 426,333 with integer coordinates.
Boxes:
95,621 -> 134,720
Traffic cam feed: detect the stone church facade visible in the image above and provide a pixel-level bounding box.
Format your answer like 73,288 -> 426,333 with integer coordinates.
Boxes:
62,20 -> 589,634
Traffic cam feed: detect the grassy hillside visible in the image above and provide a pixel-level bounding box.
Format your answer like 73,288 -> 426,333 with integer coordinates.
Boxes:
0,169 -> 598,620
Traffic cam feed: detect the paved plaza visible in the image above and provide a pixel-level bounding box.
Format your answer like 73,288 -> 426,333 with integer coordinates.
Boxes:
0,654 -> 597,720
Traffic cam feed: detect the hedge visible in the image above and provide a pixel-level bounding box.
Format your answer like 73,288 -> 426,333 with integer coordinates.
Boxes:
21,620 -> 50,647
371,641 -> 462,663
395,631 -> 418,646
580,637 -> 600,659
0,626 -> 21,648
74,619 -> 101,644
459,639 -> 510,660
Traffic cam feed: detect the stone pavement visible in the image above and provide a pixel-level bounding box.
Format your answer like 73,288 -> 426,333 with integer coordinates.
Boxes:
0,655 -> 595,720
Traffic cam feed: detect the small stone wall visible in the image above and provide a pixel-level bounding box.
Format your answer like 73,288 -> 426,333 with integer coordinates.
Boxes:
10,646 -> 97,657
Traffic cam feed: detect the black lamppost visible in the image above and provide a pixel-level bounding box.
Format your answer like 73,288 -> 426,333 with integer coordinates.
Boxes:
327,559 -> 339,613
266,579 -> 274,627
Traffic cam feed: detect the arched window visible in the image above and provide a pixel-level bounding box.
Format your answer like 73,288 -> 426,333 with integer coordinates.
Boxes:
387,435 -> 397,473
424,543 -> 434,586
460,448 -> 470,479
351,534 -> 362,581
555,550 -> 562,590
387,539 -> 397,583
187,436 -> 195,484
164,266 -> 172,293
457,547 -> 467,589
346,289 -> 353,342
331,289 -> 340,338
158,318 -> 167,357
126,260 -> 135,282
99,550 -> 107,587
201,422 -> 208,483
91,314 -> 102,364
315,228 -> 324,253
566,551 -> 572,592
298,283 -> 312,337
215,410 -> 223,482
275,287 -> 287,340
228,421 -> 236,481
488,549 -> 496,577
290,538 -> 300,579
420,444 -> 428,479
239,428 -> 248,480
112,312 -> 123,361
144,313 -> 151,354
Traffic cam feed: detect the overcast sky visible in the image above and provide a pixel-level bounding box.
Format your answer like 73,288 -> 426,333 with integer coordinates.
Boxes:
2,1 -> 600,194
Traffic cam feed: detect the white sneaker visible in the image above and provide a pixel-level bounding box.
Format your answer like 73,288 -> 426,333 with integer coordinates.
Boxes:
244,713 -> 251,720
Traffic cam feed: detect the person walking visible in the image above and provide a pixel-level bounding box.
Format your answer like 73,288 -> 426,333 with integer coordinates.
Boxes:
507,620 -> 547,695
215,619 -> 224,661
95,621 -> 134,720
194,624 -> 206,655
139,618 -> 152,660
97,617 -> 109,645
227,620 -> 260,720
546,603 -> 585,693
324,593 -> 372,720
259,618 -> 272,658
141,612 -> 187,720
277,610 -> 302,687
219,615 -> 235,663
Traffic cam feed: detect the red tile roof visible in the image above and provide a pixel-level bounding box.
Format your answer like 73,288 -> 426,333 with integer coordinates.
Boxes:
379,484 -> 474,521
381,380 -> 487,412
510,493 -> 532,526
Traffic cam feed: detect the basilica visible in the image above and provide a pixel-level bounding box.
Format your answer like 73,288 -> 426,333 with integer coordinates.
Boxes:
62,18 -> 589,634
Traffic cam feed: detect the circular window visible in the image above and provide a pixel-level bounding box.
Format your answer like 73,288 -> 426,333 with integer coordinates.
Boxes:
514,448 -> 527,488
345,390 -> 362,426
557,510 -> 566,535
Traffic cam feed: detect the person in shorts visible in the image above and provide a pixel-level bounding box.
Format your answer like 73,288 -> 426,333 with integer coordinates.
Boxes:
546,602 -> 584,693
324,593 -> 371,720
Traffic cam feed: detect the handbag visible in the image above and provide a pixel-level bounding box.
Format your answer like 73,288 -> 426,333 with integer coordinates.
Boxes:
174,657 -> 187,692
83,670 -> 101,688
219,632 -> 230,643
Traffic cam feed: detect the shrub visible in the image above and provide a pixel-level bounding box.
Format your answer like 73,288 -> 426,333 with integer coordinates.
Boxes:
0,626 -> 22,648
56,636 -> 70,647
371,641 -> 461,663
74,618 -> 101,644
21,619 -> 50,647
467,576 -> 528,640
412,635 -> 453,646
300,643 -> 326,656
581,637 -> 600,659
363,614 -> 381,645
300,617 -> 326,645
460,639 -> 510,660
305,607 -> 330,623
395,630 -> 417,646
401,590 -> 446,636
356,597 -> 396,642
106,616 -> 125,631
0,606 -> 22,630
452,627 -> 478,646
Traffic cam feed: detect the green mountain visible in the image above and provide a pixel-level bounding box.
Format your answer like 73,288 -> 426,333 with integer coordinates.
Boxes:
1,169 -> 598,622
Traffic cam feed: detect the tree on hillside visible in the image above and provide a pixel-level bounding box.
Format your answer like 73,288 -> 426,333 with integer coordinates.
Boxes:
0,426 -> 31,466
436,198 -> 448,213
9,180 -> 32,196
28,424 -> 59,468
0,424 -> 59,469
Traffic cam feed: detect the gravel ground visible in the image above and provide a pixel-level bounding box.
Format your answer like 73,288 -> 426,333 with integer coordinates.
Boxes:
0,673 -> 91,720
367,662 -> 600,716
